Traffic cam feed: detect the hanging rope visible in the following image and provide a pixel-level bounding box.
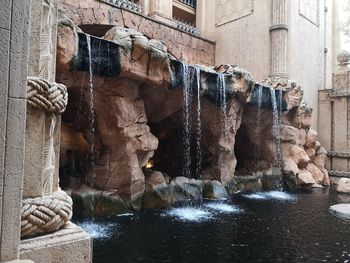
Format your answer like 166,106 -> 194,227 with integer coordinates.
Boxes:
27,77 -> 68,114
21,190 -> 73,238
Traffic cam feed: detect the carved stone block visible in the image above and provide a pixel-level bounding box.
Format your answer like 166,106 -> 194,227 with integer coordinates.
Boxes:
299,0 -> 320,25
216,0 -> 254,26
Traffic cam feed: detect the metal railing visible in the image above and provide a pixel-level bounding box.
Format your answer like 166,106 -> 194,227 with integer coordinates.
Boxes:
173,18 -> 200,36
178,0 -> 196,9
100,0 -> 142,14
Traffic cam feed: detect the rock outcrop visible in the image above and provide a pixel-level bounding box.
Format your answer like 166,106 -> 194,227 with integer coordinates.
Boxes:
56,14 -> 328,216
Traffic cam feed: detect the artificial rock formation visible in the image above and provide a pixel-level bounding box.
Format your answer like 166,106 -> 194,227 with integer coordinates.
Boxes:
56,15 -> 254,212
56,14 -> 328,215
237,78 -> 329,188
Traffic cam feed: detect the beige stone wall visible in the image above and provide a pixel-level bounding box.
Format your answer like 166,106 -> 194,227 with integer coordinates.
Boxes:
198,0 -> 272,81
0,0 -> 31,261
289,0 -> 334,128
59,0 -> 215,65
24,0 -> 60,198
198,0 -> 334,129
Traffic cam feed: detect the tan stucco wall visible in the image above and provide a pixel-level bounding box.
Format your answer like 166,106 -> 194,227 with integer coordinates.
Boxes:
198,0 -> 334,129
289,0 -> 334,128
0,0 -> 30,261
198,0 -> 272,82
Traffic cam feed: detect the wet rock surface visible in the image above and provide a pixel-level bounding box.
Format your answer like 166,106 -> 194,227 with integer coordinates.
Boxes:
57,16 -> 329,215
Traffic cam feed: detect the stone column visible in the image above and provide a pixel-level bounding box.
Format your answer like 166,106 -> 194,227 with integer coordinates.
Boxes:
270,0 -> 288,78
24,0 -> 60,197
147,0 -> 176,27
319,51 -> 350,178
0,0 -> 31,261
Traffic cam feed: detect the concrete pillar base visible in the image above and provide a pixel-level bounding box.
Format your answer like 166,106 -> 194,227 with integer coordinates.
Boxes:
20,222 -> 92,263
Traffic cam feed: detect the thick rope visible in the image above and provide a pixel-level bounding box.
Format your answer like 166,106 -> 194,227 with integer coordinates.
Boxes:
27,77 -> 68,114
21,190 -> 73,237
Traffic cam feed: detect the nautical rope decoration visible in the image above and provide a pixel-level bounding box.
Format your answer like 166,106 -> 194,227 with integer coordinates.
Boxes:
21,190 -> 73,237
27,77 -> 68,114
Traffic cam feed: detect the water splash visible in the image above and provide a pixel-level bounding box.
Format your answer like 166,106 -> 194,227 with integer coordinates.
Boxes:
194,66 -> 202,179
204,203 -> 240,213
86,34 -> 96,185
243,191 -> 296,202
78,220 -> 114,239
164,207 -> 212,222
255,85 -> 263,162
181,62 -> 192,178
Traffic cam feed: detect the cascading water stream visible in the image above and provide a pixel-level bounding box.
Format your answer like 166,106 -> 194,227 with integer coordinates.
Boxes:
216,73 -> 228,173
194,66 -> 202,179
217,74 -> 228,138
86,35 -> 96,185
255,85 -> 263,163
270,87 -> 283,190
182,62 -> 192,179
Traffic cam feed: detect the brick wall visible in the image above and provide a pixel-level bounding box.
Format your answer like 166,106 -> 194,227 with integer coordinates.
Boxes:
59,0 -> 215,66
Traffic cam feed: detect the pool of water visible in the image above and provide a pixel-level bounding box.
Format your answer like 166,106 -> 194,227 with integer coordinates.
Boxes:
77,188 -> 350,263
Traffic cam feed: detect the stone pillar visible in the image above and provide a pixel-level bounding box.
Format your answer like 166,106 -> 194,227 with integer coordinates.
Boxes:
0,0 -> 31,261
147,0 -> 176,27
319,51 -> 350,178
270,0 -> 288,78
24,0 -> 60,197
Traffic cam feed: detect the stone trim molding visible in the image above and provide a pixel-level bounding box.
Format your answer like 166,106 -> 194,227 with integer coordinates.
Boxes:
269,23 -> 288,31
327,151 -> 350,158
329,171 -> 350,178
99,0 -> 142,14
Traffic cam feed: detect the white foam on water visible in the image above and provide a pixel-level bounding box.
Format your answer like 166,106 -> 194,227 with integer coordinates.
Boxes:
244,193 -> 266,200
117,213 -> 134,217
204,203 -> 240,213
78,221 -> 114,239
243,191 -> 295,201
265,191 -> 295,201
164,207 -> 212,222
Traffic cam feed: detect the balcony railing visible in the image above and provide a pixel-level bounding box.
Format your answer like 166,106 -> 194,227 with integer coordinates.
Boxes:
178,0 -> 196,9
99,0 -> 142,14
174,18 -> 200,36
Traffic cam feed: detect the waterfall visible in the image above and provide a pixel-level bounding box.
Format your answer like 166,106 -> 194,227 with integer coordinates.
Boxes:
181,63 -> 202,179
270,87 -> 284,190
194,66 -> 202,179
217,74 -> 228,138
255,85 -> 263,163
182,62 -> 192,178
86,34 -> 96,185
270,87 -> 282,168
216,73 -> 228,174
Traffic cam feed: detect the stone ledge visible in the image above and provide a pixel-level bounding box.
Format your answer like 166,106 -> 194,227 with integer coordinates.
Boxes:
330,203 -> 350,219
4,260 -> 34,263
20,222 -> 92,263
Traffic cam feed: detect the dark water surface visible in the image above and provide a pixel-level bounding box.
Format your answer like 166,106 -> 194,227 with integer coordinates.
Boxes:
78,189 -> 350,263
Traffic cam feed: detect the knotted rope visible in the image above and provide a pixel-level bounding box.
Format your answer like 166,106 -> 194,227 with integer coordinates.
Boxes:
27,77 -> 68,114
21,190 -> 73,237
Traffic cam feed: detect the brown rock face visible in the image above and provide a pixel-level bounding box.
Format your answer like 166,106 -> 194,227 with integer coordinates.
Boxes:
306,163 -> 324,185
297,169 -> 316,186
57,14 -> 329,214
289,145 -> 310,168
306,129 -> 318,149
337,178 -> 350,194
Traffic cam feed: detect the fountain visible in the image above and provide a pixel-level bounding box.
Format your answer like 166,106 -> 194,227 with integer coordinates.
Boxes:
56,22 -> 330,218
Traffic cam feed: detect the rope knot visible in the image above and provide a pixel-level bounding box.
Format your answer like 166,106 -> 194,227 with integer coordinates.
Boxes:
27,77 -> 68,114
